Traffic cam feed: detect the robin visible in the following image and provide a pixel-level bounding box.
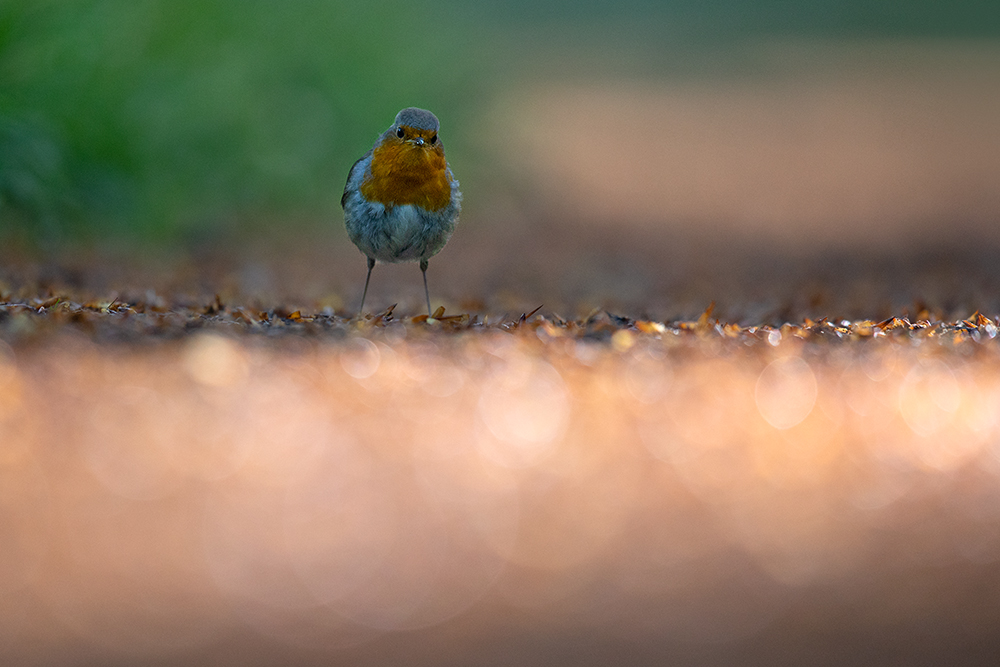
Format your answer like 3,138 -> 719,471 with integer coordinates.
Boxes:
341,107 -> 461,317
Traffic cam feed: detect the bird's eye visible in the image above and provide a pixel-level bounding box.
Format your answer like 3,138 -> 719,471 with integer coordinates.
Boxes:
429,134 -> 437,145
396,127 -> 405,138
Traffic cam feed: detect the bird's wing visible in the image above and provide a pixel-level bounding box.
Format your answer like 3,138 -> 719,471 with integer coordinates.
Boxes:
341,150 -> 372,209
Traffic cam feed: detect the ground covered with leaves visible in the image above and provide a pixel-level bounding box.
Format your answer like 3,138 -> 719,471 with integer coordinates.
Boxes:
4,281 -> 1000,344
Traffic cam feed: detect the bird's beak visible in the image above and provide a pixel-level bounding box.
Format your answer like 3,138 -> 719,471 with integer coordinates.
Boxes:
409,137 -> 425,147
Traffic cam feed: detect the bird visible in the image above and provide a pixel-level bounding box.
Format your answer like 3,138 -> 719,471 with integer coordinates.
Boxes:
341,107 -> 461,317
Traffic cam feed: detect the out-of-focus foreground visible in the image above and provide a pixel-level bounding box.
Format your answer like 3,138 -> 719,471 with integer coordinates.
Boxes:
3,303 -> 1000,665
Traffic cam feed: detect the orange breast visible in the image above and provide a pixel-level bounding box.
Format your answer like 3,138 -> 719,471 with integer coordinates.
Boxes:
360,140 -> 452,212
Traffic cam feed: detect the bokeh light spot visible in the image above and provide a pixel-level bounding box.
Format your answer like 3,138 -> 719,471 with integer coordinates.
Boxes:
182,334 -> 248,388
899,358 -> 960,437
755,356 -> 818,430
476,359 -> 570,468
340,338 -> 380,379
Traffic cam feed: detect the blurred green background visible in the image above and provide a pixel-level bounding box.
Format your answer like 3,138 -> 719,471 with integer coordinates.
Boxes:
1,0 -> 998,252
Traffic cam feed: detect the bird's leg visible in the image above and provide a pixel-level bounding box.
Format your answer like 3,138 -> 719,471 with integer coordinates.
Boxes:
420,259 -> 431,317
358,256 -> 375,317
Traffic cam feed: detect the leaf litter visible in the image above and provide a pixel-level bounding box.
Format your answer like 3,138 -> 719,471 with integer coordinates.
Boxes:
2,288 -> 998,350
